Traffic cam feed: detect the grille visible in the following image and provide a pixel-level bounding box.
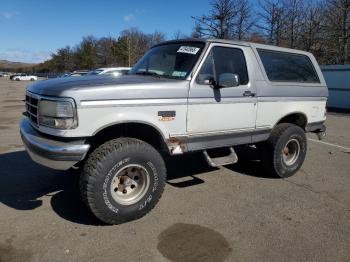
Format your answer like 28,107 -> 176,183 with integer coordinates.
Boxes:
25,92 -> 39,125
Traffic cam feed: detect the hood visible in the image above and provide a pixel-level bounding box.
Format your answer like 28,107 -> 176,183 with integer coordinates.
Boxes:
27,75 -> 189,103
28,75 -> 175,95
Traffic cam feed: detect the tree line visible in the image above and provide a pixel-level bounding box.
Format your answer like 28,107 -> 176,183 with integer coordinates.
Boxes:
192,0 -> 350,65
32,28 -> 166,73
30,0 -> 350,73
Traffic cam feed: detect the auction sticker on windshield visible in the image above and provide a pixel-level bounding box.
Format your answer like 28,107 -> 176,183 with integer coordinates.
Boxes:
177,46 -> 200,55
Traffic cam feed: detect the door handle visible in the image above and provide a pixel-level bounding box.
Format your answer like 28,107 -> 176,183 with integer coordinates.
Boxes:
243,91 -> 256,97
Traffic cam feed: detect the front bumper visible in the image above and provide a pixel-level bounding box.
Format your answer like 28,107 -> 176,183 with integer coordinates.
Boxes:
20,119 -> 90,170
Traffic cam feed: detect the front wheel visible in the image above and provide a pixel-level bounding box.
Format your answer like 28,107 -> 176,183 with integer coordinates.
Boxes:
80,138 -> 166,224
260,123 -> 307,178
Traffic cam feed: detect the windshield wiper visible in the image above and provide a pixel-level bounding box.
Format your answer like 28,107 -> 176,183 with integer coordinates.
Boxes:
135,71 -> 161,77
135,71 -> 182,80
160,74 -> 181,79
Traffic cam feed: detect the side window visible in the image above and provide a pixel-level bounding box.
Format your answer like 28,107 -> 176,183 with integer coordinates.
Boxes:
196,51 -> 215,84
258,49 -> 320,83
196,46 -> 249,85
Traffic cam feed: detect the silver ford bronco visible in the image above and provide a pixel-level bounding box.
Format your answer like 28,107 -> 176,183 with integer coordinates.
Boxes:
20,39 -> 328,224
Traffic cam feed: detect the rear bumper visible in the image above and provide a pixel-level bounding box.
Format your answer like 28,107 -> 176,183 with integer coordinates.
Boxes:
306,121 -> 326,140
20,119 -> 90,170
305,121 -> 326,133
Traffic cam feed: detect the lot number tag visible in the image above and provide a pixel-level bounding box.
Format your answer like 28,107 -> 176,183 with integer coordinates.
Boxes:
177,46 -> 200,55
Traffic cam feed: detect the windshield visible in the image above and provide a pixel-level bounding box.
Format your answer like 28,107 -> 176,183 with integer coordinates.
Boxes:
129,42 -> 205,80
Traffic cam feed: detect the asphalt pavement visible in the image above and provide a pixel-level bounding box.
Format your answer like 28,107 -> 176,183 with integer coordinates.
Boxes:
0,78 -> 349,262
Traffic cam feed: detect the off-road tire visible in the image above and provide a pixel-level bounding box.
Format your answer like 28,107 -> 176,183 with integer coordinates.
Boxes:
260,123 -> 307,178
80,138 -> 166,225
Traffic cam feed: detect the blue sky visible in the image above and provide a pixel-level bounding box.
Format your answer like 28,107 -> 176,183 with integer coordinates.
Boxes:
0,0 -> 258,63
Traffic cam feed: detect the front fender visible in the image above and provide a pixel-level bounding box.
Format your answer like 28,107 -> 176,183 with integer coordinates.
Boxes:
77,104 -> 188,139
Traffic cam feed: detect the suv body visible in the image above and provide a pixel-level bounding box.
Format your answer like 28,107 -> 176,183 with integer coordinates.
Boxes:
20,39 -> 328,224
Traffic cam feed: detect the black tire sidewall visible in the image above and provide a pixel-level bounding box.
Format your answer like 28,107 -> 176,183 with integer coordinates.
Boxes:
273,126 -> 307,178
89,145 -> 164,223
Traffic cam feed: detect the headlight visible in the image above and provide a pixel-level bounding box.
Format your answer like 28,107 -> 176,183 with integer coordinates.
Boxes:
38,99 -> 77,129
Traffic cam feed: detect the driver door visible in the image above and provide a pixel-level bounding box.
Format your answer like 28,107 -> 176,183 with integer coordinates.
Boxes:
187,44 -> 257,135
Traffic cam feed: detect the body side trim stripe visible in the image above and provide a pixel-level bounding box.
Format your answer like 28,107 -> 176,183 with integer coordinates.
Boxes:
80,98 -> 188,107
171,127 -> 270,139
173,128 -> 272,152
80,96 -> 326,107
258,97 -> 327,102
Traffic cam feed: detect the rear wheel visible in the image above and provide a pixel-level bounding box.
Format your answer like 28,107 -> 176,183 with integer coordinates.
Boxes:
80,138 -> 166,224
260,123 -> 307,178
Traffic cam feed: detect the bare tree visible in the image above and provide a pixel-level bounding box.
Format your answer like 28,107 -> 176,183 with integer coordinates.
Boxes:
191,22 -> 205,38
299,2 -> 324,53
257,0 -> 285,45
116,28 -> 167,67
172,30 -> 188,40
191,0 -> 237,39
246,31 -> 267,43
233,0 -> 255,40
96,37 -> 118,66
283,0 -> 304,48
148,31 -> 167,47
117,28 -> 148,67
323,0 -> 350,64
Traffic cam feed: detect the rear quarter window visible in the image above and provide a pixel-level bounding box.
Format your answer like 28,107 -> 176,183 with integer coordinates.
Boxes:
258,49 -> 320,83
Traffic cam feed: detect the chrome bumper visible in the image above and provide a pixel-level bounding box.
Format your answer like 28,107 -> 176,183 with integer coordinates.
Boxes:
20,119 -> 90,170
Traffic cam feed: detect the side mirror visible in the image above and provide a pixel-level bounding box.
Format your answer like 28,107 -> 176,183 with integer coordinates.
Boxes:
218,73 -> 239,88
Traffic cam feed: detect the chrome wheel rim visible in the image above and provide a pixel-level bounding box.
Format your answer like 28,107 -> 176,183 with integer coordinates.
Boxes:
282,138 -> 300,166
110,164 -> 150,205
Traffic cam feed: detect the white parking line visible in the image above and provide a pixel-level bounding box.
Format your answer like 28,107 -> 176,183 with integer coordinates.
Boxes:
308,138 -> 350,151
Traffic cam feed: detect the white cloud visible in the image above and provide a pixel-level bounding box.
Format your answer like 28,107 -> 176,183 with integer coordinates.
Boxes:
0,49 -> 52,63
1,12 -> 18,19
123,13 -> 135,22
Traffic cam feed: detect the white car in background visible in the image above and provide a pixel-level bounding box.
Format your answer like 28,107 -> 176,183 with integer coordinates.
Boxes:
87,67 -> 131,76
13,74 -> 38,81
0,72 -> 10,77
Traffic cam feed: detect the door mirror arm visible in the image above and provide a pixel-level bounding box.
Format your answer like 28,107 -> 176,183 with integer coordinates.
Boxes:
204,77 -> 219,88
